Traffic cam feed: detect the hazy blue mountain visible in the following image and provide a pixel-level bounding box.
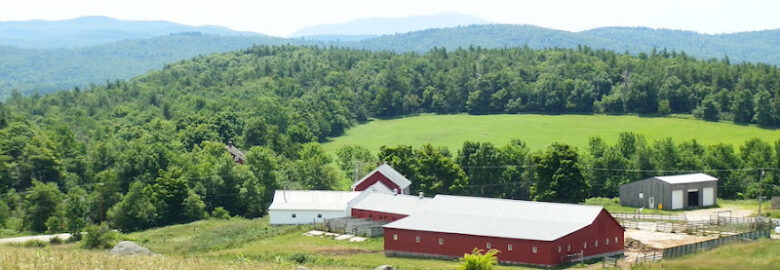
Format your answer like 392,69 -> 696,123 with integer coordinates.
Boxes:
0,33 -> 294,99
289,12 -> 490,37
0,16 -> 259,49
346,24 -> 780,65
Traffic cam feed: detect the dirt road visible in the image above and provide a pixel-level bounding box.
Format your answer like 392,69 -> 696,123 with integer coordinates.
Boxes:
0,233 -> 71,244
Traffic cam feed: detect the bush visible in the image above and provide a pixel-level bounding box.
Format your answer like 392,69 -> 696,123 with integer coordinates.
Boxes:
80,223 -> 118,249
12,240 -> 49,248
49,236 -> 65,245
45,216 -> 64,234
210,207 -> 231,219
457,248 -> 499,270
288,253 -> 316,264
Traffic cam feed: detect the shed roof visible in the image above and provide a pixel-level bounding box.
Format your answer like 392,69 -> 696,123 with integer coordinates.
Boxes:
225,145 -> 246,162
655,173 -> 718,184
351,164 -> 412,190
383,195 -> 604,241
268,190 -> 361,211
351,192 -> 431,216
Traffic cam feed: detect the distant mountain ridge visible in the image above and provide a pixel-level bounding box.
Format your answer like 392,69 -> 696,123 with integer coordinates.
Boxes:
346,24 -> 780,65
1,16 -> 779,99
0,16 -> 259,49
289,12 -> 490,37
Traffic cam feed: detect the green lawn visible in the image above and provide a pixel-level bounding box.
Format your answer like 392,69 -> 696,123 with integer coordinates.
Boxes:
323,114 -> 779,153
633,239 -> 780,270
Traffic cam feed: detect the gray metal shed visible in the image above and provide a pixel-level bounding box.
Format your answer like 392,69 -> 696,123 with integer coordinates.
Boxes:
618,173 -> 718,210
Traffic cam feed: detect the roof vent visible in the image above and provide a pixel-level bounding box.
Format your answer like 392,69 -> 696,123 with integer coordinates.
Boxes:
393,188 -> 398,196
418,192 -> 424,199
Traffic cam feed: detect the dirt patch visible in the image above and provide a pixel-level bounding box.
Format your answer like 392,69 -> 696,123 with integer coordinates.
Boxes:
684,206 -> 753,221
305,246 -> 380,256
624,229 -> 717,249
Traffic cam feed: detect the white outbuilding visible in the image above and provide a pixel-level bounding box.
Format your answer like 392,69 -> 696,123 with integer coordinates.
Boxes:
268,190 -> 362,225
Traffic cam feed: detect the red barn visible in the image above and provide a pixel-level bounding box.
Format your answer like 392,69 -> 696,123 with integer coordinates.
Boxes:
383,195 -> 624,267
351,164 -> 412,194
350,192 -> 431,222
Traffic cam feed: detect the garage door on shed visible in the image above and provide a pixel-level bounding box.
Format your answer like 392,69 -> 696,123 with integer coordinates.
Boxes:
702,187 -> 714,206
672,190 -> 683,209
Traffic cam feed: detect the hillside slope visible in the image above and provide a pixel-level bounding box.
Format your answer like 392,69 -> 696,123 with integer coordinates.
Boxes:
322,114 -> 779,153
0,33 -> 292,98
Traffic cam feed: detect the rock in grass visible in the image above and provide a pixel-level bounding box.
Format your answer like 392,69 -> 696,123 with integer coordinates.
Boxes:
295,266 -> 309,270
374,265 -> 394,270
110,241 -> 154,255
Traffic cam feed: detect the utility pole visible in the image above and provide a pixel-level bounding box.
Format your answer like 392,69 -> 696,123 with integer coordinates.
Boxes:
758,169 -> 765,217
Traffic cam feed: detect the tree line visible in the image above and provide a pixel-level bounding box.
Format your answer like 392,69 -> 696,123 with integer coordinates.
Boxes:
0,45 -> 778,234
337,134 -> 779,204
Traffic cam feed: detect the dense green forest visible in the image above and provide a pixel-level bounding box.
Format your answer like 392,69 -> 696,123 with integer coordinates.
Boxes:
3,24 -> 780,99
0,45 -> 778,234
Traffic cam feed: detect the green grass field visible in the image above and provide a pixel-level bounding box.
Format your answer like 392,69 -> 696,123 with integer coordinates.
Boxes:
634,239 -> 780,270
323,114 -> 779,153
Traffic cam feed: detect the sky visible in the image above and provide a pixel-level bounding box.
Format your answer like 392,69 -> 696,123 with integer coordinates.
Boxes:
0,0 -> 778,37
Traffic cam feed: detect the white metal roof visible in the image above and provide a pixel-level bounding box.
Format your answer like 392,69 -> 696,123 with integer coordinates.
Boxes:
351,164 -> 412,190
364,181 -> 395,194
268,190 -> 362,211
655,173 -> 718,184
351,192 -> 432,216
383,195 -> 605,241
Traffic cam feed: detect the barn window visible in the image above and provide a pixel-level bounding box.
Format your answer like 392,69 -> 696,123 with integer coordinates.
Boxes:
606,238 -> 610,245
567,244 -> 571,251
615,237 -> 618,243
532,246 -> 537,254
558,246 -> 561,253
486,242 -> 492,249
639,192 -> 644,199
507,244 -> 513,251
291,214 -> 296,218
595,240 -> 598,247
439,238 -> 444,245
583,242 -> 587,249
415,236 -> 420,243
317,213 -> 322,218
393,234 -> 398,241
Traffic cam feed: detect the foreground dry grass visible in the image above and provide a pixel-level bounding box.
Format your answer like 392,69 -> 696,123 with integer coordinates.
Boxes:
0,244 -> 291,270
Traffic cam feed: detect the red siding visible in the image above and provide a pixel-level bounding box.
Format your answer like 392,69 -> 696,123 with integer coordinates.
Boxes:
383,209 -> 624,266
352,208 -> 408,222
353,171 -> 400,192
385,229 -> 553,266
551,209 -> 624,264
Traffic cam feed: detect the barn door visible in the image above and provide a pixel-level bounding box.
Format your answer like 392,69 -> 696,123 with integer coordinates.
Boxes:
672,190 -> 683,209
702,187 -> 714,206
648,197 -> 655,209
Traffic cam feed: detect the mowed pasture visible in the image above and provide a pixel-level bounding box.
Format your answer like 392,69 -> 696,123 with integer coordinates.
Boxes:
323,114 -> 779,153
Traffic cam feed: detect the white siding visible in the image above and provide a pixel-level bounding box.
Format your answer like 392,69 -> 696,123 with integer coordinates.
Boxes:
702,187 -> 714,206
672,190 -> 683,209
269,210 -> 347,225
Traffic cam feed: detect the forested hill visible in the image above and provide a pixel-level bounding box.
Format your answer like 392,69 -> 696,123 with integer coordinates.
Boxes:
0,33 -> 292,98
0,45 -> 778,233
347,25 -> 780,65
3,23 -> 779,99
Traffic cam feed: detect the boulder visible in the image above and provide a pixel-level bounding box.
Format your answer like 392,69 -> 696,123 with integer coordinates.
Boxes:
374,265 -> 394,270
110,241 -> 154,255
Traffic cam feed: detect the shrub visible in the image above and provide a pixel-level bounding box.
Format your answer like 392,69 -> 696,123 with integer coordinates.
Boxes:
210,207 -> 231,220
288,253 -> 316,264
12,240 -> 49,248
45,216 -> 64,234
457,248 -> 499,270
49,236 -> 65,245
80,223 -> 118,249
